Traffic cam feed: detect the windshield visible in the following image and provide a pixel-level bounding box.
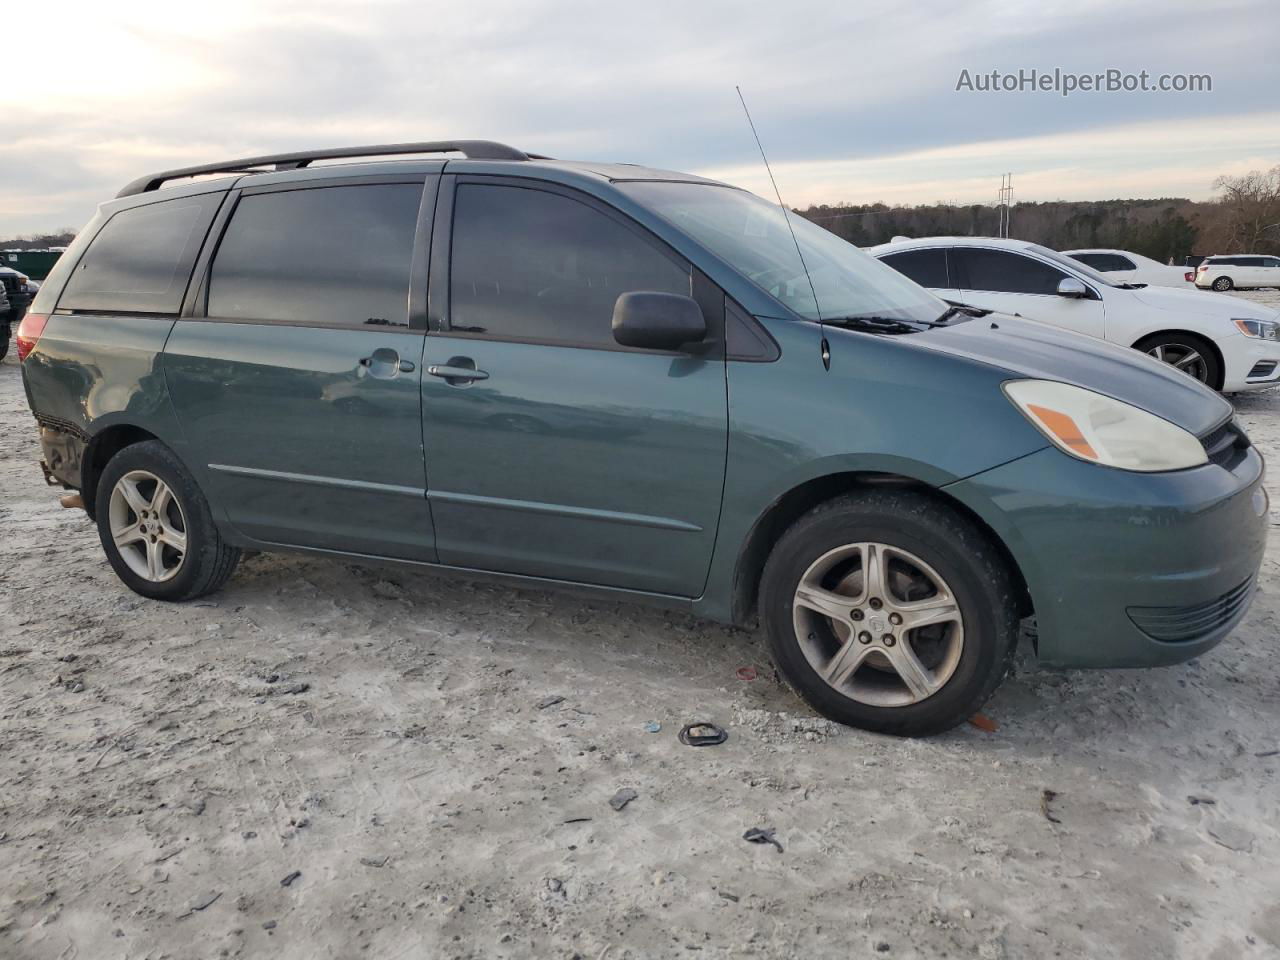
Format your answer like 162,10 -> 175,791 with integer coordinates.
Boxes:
621,181 -> 946,325
1025,243 -> 1123,287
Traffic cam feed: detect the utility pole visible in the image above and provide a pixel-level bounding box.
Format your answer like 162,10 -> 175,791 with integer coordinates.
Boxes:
996,173 -> 1014,238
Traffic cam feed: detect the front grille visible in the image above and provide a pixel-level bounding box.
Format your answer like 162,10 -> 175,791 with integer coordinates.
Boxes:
1128,577 -> 1255,643
0,275 -> 18,295
1201,419 -> 1251,469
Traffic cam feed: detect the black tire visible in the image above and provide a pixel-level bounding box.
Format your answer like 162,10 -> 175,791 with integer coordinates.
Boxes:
759,490 -> 1018,737
1211,276 -> 1233,292
1134,332 -> 1222,390
0,322 -> 10,362
95,440 -> 241,601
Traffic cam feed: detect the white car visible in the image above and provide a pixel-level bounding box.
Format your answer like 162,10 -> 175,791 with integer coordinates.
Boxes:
1064,248 -> 1195,287
1195,254 -> 1280,292
868,236 -> 1280,392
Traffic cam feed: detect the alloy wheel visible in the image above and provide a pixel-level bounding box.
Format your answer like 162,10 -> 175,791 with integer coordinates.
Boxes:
791,542 -> 965,707
1146,342 -> 1210,383
107,470 -> 188,583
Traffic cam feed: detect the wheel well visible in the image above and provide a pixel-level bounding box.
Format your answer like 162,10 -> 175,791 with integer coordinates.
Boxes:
81,425 -> 159,520
730,472 -> 1033,626
1131,330 -> 1224,390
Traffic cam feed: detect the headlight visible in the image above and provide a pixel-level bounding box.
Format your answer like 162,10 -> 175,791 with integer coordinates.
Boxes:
1234,318 -> 1280,340
1004,380 -> 1207,472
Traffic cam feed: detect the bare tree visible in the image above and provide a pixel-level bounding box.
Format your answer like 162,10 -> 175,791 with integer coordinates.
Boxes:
1212,166 -> 1280,254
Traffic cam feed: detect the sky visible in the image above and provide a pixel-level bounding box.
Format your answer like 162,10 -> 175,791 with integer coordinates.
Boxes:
2,0 -> 1278,235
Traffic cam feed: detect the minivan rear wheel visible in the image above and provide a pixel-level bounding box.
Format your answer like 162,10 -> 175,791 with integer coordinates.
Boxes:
1211,276 -> 1233,292
760,491 -> 1018,737
95,440 -> 241,601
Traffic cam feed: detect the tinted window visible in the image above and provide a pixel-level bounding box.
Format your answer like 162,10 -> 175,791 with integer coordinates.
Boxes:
208,184 -> 421,327
880,249 -> 949,288
1069,253 -> 1110,270
1240,257 -> 1266,267
953,248 -> 1067,295
1264,258 -> 1280,268
450,184 -> 690,346
59,194 -> 220,313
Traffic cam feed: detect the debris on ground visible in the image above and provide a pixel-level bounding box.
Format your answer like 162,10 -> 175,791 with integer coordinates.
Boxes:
1187,795 -> 1216,806
678,722 -> 728,746
743,827 -> 783,853
643,721 -> 661,733
280,870 -> 302,887
536,695 -> 565,710
1040,789 -> 1061,824
360,856 -> 390,868
968,713 -> 998,733
608,788 -> 639,812
735,666 -> 758,682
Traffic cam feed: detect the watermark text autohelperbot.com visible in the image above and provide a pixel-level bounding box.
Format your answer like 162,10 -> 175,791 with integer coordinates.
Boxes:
956,68 -> 1211,97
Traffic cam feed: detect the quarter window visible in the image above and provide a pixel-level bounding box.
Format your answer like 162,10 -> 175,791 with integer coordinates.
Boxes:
59,194 -> 220,314
879,249 -> 949,288
952,248 -> 1068,295
208,184 -> 421,327
449,184 -> 691,347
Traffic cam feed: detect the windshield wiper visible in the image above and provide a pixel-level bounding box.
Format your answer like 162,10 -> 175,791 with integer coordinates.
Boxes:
822,315 -> 930,334
934,304 -> 985,324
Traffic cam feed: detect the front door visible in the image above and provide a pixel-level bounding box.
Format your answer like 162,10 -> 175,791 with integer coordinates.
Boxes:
164,177 -> 439,560
418,178 -> 728,596
950,246 -> 1106,340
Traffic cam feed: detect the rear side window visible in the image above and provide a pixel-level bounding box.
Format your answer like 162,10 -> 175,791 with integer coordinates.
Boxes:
58,194 -> 220,314
208,184 -> 422,327
449,184 -> 690,347
952,248 -> 1067,295
879,249 -> 949,288
1068,253 -> 1110,270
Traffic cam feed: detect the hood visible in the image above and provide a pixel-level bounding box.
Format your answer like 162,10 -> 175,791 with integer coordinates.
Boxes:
1127,283 -> 1280,322
908,314 -> 1232,436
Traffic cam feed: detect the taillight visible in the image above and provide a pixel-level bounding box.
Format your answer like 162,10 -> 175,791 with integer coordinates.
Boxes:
15,312 -> 48,362
1184,271 -> 1195,282
1197,264 -> 1209,272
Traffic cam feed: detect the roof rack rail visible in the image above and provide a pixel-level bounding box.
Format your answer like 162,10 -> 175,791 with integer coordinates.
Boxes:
116,140 -> 531,198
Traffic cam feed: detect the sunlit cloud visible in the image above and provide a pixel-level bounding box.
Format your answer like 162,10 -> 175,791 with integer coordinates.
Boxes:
1,0 -> 1275,233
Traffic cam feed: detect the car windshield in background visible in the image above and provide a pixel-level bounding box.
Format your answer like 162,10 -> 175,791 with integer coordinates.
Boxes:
1027,243 -> 1123,287
622,182 -> 945,327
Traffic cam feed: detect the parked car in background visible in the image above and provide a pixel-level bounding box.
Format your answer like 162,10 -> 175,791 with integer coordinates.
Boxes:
1196,255 -> 1280,291
1064,248 -> 1195,287
16,141 -> 1268,736
0,264 -> 31,325
0,281 -> 9,360
870,236 -> 1280,391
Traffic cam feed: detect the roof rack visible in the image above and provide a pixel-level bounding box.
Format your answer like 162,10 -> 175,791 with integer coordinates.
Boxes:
116,140 -> 532,198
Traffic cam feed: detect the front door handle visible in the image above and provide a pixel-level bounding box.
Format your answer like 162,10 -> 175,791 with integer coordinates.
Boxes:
427,356 -> 489,385
358,347 -> 408,380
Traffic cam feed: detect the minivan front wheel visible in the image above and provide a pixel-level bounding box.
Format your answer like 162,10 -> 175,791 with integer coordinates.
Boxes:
760,491 -> 1018,737
95,440 -> 241,601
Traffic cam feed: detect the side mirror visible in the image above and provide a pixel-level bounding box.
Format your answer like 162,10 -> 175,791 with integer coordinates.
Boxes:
1057,277 -> 1089,299
612,292 -> 706,351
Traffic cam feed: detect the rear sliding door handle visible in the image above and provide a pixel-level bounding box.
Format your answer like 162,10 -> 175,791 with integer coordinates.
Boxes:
427,358 -> 488,385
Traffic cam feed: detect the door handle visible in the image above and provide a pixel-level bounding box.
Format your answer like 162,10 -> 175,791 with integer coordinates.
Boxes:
427,357 -> 489,385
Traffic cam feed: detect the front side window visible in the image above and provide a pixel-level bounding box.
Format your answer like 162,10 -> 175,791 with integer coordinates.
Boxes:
879,249 -> 949,288
449,184 -> 691,346
952,248 -> 1068,295
619,181 -> 945,326
208,183 -> 421,327
59,194 -> 220,313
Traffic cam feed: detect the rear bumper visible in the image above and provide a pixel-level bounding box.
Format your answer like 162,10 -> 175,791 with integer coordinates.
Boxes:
946,445 -> 1268,669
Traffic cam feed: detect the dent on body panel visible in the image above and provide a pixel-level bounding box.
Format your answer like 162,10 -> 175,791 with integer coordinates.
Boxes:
26,315 -> 180,437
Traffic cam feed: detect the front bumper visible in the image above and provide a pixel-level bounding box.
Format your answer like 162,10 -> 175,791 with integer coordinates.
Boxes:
945,444 -> 1267,668
1220,333 -> 1280,392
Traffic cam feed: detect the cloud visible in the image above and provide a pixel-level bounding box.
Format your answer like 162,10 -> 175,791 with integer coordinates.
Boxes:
1,0 -> 1275,233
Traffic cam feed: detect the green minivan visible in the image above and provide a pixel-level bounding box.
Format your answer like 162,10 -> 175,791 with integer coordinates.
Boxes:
17,141 -> 1268,735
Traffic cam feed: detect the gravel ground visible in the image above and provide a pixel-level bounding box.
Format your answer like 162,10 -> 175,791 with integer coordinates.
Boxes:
2,292 -> 1280,960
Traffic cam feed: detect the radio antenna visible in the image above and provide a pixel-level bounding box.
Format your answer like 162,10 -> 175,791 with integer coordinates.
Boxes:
735,86 -> 827,366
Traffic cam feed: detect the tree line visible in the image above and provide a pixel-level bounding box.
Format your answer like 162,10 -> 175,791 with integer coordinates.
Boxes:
797,165 -> 1280,263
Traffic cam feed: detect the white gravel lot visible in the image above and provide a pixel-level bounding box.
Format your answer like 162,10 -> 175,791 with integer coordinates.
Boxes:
2,291 -> 1280,960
